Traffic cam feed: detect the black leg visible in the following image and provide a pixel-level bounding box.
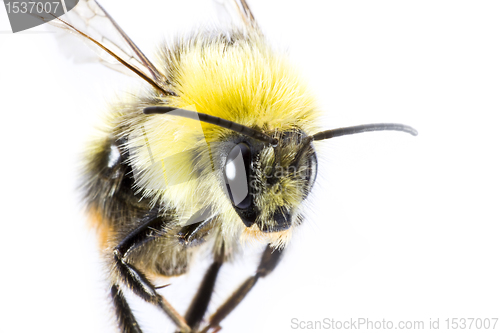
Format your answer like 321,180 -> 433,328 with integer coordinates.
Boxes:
112,213 -> 190,333
199,244 -> 283,333
111,284 -> 143,333
183,246 -> 225,331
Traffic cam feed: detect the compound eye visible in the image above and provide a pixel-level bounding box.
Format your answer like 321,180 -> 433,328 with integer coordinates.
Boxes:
307,147 -> 318,190
224,143 -> 252,209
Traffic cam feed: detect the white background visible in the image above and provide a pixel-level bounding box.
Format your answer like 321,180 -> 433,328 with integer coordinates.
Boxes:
1,1 -> 499,332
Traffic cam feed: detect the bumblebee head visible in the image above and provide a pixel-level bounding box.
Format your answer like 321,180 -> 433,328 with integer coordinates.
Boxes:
144,107 -> 417,236
223,130 -> 317,232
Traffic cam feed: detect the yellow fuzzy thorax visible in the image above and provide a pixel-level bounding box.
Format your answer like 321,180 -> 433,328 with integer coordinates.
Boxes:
169,34 -> 318,135
125,32 -> 320,247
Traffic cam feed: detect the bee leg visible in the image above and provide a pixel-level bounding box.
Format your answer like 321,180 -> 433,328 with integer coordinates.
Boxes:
198,244 -> 283,333
111,284 -> 142,333
113,246 -> 190,333
112,215 -> 191,333
182,245 -> 225,331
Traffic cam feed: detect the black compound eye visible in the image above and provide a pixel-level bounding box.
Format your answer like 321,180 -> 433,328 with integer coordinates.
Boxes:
307,147 -> 318,191
224,143 -> 252,209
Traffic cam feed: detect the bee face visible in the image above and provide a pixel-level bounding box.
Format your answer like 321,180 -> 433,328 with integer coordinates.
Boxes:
224,130 -> 317,232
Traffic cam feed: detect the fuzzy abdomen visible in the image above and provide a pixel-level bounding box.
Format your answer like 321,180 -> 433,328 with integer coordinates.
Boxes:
82,134 -> 193,278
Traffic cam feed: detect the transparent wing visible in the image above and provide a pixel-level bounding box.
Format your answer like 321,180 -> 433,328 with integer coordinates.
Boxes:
213,0 -> 261,33
29,0 -> 174,96
48,0 -> 165,81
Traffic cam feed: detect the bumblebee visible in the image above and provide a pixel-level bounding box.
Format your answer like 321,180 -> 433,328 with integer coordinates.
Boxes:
35,0 -> 417,332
